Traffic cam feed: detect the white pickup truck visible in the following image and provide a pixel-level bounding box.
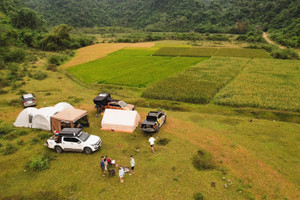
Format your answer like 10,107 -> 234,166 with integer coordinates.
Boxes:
45,128 -> 102,154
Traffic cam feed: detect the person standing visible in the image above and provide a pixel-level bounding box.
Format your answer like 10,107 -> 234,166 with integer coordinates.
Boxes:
104,157 -> 108,171
149,135 -> 158,153
119,167 -> 125,183
129,155 -> 135,175
100,156 -> 105,176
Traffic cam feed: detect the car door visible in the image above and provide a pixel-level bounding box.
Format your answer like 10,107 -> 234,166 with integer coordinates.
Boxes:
158,113 -> 165,127
63,137 -> 83,151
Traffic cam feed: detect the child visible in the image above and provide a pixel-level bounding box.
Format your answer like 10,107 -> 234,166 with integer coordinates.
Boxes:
149,135 -> 158,153
100,156 -> 105,176
119,167 -> 124,183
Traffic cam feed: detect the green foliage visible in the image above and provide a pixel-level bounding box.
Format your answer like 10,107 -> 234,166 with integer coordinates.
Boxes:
192,149 -> 216,170
68,49 -> 203,87
153,47 -> 216,57
194,192 -> 204,200
10,7 -> 44,29
214,59 -> 300,112
215,48 -> 271,58
26,153 -> 52,171
270,49 -> 299,60
0,124 -> 14,136
2,143 -> 18,155
47,54 -> 66,66
30,137 -> 40,145
143,57 -> 247,104
2,48 -> 26,63
157,138 -> 171,146
30,71 -> 47,80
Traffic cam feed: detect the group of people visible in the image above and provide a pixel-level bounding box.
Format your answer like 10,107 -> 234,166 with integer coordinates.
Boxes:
100,155 -> 135,183
100,135 -> 158,183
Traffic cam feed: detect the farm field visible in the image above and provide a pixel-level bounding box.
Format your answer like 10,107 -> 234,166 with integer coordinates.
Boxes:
214,59 -> 300,112
143,57 -> 250,104
67,49 -> 206,87
0,41 -> 300,200
153,47 -> 217,57
214,48 -> 271,58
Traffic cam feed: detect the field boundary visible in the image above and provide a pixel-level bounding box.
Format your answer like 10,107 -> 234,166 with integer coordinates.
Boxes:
210,58 -> 252,103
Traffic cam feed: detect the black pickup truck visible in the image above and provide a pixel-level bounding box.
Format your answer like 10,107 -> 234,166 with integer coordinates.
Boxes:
140,110 -> 166,133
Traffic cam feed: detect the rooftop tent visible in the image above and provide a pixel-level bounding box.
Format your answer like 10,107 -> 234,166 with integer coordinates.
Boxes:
32,107 -> 61,130
101,109 -> 140,133
13,107 -> 39,128
55,102 -> 74,111
50,108 -> 89,133
93,93 -> 112,106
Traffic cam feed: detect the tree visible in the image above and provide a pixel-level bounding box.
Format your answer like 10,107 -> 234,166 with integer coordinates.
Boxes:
11,8 -> 44,29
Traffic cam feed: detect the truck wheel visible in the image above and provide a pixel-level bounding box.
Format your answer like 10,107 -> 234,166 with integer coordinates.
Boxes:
84,147 -> 92,154
55,146 -> 63,153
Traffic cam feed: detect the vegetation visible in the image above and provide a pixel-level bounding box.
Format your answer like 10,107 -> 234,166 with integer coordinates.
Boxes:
67,49 -> 205,87
143,57 -> 248,104
23,0 -> 299,44
215,48 -> 271,59
2,143 -> 18,155
26,152 -> 52,171
214,59 -> 300,112
192,149 -> 216,170
153,47 -> 217,57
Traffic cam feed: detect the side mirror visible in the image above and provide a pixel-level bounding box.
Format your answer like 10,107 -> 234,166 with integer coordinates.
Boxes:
78,141 -> 81,144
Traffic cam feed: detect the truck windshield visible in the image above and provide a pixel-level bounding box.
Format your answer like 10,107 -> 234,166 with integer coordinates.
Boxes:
77,131 -> 90,142
119,101 -> 127,107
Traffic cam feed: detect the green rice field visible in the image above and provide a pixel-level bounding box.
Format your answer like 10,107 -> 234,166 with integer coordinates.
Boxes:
153,47 -> 217,57
67,49 -> 206,87
215,48 -> 271,58
213,59 -> 300,111
143,57 -> 250,103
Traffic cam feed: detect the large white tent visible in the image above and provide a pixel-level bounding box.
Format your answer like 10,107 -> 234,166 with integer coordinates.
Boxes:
101,109 -> 140,133
14,102 -> 74,131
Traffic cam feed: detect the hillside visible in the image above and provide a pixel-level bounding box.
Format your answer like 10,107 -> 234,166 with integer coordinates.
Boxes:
22,0 -> 299,32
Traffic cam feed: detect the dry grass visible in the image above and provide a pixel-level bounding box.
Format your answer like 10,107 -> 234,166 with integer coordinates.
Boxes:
61,42 -> 155,68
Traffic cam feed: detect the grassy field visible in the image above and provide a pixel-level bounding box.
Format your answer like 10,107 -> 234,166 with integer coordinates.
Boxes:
67,49 -> 205,87
214,59 -> 300,112
0,41 -> 300,200
143,57 -> 250,104
214,48 -> 271,58
153,47 -> 217,57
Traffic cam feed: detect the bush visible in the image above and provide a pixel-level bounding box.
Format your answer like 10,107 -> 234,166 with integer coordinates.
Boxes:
270,49 -> 299,60
26,153 -> 51,171
31,71 -> 47,80
30,137 -> 40,145
46,64 -> 57,72
3,49 -> 26,63
0,124 -> 14,136
157,138 -> 171,146
38,133 -> 51,140
194,192 -> 204,200
192,150 -> 216,170
2,143 -> 18,155
17,139 -> 25,146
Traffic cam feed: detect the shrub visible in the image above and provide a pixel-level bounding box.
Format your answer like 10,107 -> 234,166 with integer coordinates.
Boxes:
26,153 -> 51,171
194,192 -> 204,200
31,71 -> 47,80
46,64 -> 57,72
30,137 -> 40,145
270,49 -> 299,60
17,140 -> 25,146
7,98 -> 20,107
157,138 -> 171,146
192,150 -> 216,170
0,124 -> 14,136
3,49 -> 26,63
38,133 -> 51,140
16,89 -> 27,95
3,131 -> 18,140
2,143 -> 18,155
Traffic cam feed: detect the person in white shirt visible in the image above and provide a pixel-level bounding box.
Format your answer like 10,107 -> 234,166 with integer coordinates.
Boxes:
119,167 -> 125,183
129,155 -> 135,175
149,135 -> 158,153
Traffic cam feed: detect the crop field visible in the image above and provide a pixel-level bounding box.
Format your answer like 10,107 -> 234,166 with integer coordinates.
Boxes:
143,57 -> 250,104
153,47 -> 217,57
213,59 -> 300,111
67,49 -> 205,87
215,48 -> 271,58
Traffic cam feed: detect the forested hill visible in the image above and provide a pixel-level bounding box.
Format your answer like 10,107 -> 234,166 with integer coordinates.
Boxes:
22,0 -> 299,33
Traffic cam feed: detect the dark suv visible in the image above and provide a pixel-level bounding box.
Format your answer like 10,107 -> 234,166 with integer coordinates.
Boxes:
140,110 -> 166,133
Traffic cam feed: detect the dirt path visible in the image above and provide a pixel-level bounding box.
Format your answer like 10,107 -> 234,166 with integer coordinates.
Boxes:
61,42 -> 155,68
263,32 -> 285,49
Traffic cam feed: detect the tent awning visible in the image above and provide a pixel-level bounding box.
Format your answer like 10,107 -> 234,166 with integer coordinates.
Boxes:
51,108 -> 87,123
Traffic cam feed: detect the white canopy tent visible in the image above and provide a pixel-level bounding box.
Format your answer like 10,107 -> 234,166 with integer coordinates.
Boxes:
13,102 -> 73,131
101,109 -> 140,133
